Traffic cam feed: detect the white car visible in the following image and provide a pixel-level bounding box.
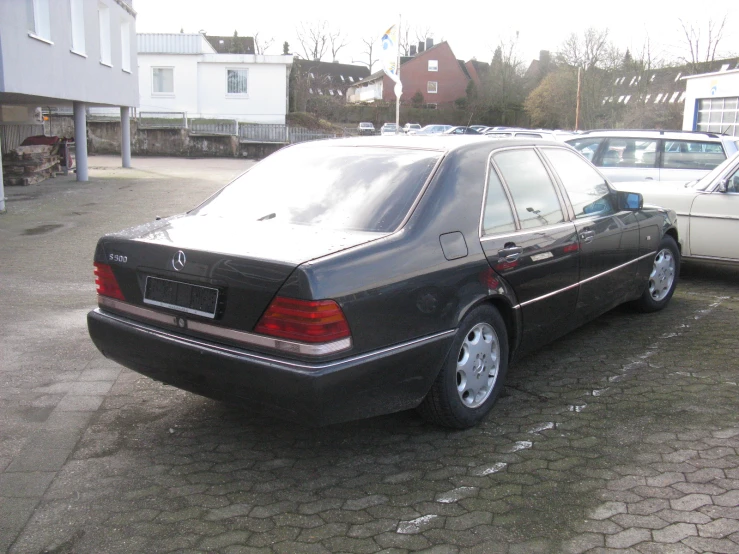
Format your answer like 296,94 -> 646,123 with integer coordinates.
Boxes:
380,123 -> 399,136
403,123 -> 422,134
612,152 -> 739,264
415,124 -> 453,135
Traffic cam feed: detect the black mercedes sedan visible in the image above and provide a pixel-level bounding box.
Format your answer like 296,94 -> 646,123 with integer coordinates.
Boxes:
88,137 -> 680,428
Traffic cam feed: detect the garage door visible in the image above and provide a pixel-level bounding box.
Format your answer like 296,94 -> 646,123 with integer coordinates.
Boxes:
696,97 -> 738,136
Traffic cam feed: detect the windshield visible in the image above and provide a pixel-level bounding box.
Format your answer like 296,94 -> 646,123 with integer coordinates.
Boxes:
691,150 -> 739,190
192,146 -> 441,232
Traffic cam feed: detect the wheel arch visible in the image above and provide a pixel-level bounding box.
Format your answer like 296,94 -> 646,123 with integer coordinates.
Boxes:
459,295 -> 520,362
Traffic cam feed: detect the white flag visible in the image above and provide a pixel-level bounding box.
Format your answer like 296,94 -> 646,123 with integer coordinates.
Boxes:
381,25 -> 399,83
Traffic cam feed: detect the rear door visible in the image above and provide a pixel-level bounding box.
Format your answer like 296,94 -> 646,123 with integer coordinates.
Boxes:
660,139 -> 727,182
593,137 -> 660,182
540,147 -> 641,317
480,147 -> 579,350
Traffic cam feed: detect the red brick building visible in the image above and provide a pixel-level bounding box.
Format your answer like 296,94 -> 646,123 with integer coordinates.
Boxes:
347,40 -> 472,108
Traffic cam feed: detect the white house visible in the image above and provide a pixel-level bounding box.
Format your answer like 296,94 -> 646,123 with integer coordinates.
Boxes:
682,66 -> 739,137
137,33 -> 293,124
0,0 -> 139,209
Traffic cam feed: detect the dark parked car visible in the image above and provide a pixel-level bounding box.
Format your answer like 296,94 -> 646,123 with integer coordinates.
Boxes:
444,126 -> 482,135
88,137 -> 679,428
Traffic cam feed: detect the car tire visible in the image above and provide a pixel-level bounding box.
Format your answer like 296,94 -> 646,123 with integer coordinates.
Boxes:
633,235 -> 680,313
417,304 -> 509,429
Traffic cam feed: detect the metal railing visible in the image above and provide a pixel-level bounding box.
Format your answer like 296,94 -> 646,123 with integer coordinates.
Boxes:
239,123 -> 336,144
189,120 -> 238,136
137,112 -> 187,129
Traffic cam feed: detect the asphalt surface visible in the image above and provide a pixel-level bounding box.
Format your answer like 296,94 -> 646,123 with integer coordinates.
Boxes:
1,156 -> 738,554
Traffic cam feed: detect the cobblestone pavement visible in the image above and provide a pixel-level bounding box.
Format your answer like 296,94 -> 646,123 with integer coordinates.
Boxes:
1,157 -> 738,553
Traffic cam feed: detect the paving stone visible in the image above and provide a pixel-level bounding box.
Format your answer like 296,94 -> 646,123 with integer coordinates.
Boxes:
343,495 -> 389,511
655,508 -> 712,524
588,501 -> 627,520
560,533 -> 604,553
651,523 -> 697,543
606,527 -> 651,549
714,490 -> 739,507
628,499 -> 670,516
200,531 -> 251,550
397,514 -> 444,534
635,543 -> 698,553
682,536 -> 739,553
698,518 -> 739,538
669,494 -> 713,511
646,473 -> 685,488
612,514 -> 669,530
0,471 -> 55,497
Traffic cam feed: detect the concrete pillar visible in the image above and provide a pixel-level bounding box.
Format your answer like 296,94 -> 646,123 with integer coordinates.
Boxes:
73,101 -> 88,181
121,106 -> 131,168
0,133 -> 5,213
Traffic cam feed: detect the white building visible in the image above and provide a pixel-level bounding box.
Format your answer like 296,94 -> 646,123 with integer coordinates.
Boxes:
0,0 -> 139,209
137,34 -> 293,124
683,67 -> 739,137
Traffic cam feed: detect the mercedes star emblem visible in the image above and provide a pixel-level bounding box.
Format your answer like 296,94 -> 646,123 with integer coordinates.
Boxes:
172,250 -> 186,271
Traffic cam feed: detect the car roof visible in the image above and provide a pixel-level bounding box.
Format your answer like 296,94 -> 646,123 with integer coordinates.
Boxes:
572,129 -> 728,142
286,135 -> 569,154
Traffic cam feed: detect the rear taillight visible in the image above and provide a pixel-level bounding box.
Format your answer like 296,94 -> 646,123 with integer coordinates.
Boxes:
94,262 -> 125,300
254,297 -> 351,343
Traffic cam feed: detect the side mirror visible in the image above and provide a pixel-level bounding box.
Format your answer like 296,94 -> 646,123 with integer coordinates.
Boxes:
717,179 -> 728,193
617,191 -> 643,210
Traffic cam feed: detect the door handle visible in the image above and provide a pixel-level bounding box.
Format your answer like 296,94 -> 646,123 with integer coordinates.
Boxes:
645,177 -> 654,180
498,245 -> 523,262
579,230 -> 595,243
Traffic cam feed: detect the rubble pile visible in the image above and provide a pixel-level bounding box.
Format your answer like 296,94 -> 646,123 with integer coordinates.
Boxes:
2,144 -> 62,186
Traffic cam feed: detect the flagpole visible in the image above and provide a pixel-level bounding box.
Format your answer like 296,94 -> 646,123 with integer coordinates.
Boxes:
395,13 -> 401,133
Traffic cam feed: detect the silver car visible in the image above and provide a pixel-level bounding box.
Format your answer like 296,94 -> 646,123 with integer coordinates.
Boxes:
566,130 -> 739,183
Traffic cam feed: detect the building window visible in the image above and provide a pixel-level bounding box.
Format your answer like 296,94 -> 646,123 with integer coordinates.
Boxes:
227,69 -> 248,94
427,81 -> 438,94
674,72 -> 682,82
120,21 -> 131,72
309,72 -> 314,79
696,97 -> 738,135
98,2 -> 111,66
70,0 -> 85,54
329,90 -> 334,96
428,60 -> 438,72
152,67 -> 174,94
309,88 -> 313,94
348,76 -> 354,82
654,93 -> 662,103
340,75 -> 345,82
624,95 -> 631,104
27,0 -> 51,42
337,89 -> 343,96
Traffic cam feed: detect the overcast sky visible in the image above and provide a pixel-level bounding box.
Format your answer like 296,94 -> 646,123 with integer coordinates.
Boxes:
133,0 -> 737,68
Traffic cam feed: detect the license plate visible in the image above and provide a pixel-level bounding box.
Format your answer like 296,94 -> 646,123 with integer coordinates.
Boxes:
144,276 -> 219,318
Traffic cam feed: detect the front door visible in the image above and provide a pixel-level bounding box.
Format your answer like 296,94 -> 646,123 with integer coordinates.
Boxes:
480,148 -> 580,351
539,147 -> 640,317
689,165 -> 739,261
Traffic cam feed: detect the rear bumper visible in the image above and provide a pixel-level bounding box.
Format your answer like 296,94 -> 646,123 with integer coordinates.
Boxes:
88,309 -> 454,426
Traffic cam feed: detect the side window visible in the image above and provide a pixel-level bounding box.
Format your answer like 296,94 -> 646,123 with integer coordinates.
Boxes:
662,140 -> 726,170
599,138 -> 658,168
566,137 -> 603,161
542,148 -> 616,218
482,168 -> 516,235
493,149 -> 564,229
727,167 -> 739,194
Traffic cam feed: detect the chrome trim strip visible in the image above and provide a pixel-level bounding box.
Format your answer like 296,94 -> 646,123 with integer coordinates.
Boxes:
93,307 -> 456,371
480,221 -> 577,243
690,213 -> 739,222
98,296 -> 352,357
518,282 -> 579,308
516,251 -> 656,308
682,254 -> 739,263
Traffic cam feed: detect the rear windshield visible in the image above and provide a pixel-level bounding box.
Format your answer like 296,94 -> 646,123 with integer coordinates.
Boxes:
192,146 -> 441,232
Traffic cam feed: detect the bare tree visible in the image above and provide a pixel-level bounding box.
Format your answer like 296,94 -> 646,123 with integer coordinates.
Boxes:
414,26 -> 432,46
397,22 -> 411,56
253,32 -> 274,55
328,28 -> 348,62
558,28 -> 612,70
359,36 -> 378,73
679,15 -> 728,73
297,21 -> 329,61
